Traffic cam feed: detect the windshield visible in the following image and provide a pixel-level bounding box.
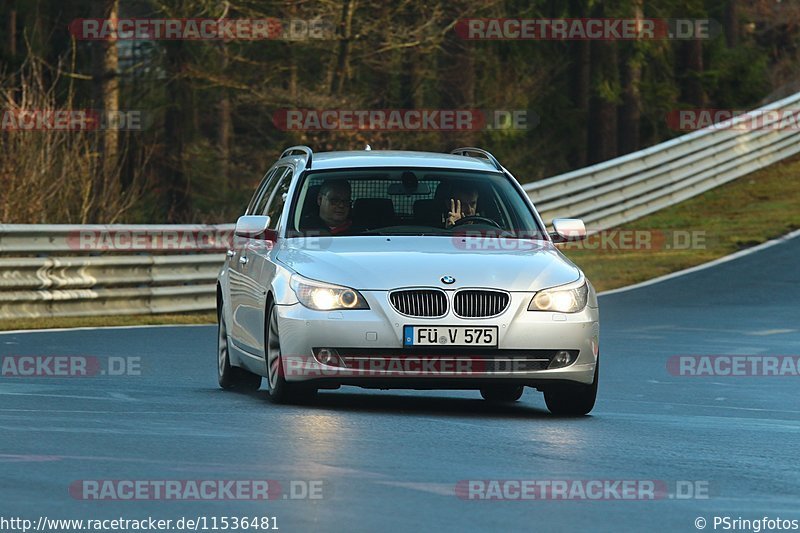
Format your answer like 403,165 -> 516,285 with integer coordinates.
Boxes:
286,167 -> 546,239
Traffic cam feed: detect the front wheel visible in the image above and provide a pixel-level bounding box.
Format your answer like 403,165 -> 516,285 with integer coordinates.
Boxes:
265,302 -> 316,404
543,360 -> 598,416
218,306 -> 262,391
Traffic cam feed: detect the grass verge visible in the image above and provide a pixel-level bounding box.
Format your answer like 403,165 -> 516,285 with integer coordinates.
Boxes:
560,155 -> 800,292
0,312 -> 217,332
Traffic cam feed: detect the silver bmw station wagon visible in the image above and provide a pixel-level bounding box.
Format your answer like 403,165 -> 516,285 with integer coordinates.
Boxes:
217,147 -> 600,415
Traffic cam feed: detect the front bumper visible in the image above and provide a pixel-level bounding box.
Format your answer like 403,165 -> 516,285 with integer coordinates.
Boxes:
274,290 -> 599,388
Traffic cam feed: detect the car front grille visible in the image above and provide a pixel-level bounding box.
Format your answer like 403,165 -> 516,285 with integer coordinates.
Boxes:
453,290 -> 510,318
389,289 -> 448,318
334,349 -> 572,373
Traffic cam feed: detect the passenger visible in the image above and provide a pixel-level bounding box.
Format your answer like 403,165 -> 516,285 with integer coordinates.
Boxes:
444,183 -> 480,228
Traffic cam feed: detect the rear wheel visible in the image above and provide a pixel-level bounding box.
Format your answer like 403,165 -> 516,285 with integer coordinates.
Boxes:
480,385 -> 524,403
218,307 -> 261,391
266,302 -> 316,404
543,359 -> 598,416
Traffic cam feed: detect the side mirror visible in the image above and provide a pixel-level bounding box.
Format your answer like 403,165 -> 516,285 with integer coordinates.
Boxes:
550,218 -> 586,243
235,215 -> 271,238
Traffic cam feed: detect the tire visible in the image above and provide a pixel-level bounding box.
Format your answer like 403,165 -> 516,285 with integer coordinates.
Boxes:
265,301 -> 316,404
480,385 -> 525,403
218,306 -> 262,391
543,359 -> 599,416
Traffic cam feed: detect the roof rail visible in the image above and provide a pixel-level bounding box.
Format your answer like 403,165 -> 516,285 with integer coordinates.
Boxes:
280,145 -> 313,168
450,147 -> 503,171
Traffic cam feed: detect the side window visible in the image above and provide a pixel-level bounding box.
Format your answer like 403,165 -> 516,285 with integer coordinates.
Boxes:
246,167 -> 280,216
265,168 -> 293,229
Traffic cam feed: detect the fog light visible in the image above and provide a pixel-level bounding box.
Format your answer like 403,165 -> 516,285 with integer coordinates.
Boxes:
548,350 -> 576,369
314,348 -> 343,367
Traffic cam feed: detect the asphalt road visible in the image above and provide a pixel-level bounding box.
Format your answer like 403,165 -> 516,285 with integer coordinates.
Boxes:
2,233 -> 799,533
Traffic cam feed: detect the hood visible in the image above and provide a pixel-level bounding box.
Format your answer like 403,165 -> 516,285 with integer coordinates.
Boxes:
276,236 -> 580,292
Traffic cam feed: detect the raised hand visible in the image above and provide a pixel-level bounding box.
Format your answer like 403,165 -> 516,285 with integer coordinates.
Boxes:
446,198 -> 463,228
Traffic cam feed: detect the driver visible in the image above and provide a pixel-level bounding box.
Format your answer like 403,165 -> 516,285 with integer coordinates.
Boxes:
301,179 -> 358,235
444,184 -> 480,228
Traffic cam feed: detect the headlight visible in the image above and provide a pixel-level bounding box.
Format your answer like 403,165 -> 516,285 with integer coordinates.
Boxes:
290,274 -> 369,310
528,280 -> 588,313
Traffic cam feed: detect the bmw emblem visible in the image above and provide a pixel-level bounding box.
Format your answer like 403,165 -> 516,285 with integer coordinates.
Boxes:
441,275 -> 456,285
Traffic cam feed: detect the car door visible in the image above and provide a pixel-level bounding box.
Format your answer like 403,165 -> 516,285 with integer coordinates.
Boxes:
232,165 -> 293,356
228,165 -> 283,354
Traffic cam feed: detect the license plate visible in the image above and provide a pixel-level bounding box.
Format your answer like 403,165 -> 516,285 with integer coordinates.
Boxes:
403,326 -> 498,347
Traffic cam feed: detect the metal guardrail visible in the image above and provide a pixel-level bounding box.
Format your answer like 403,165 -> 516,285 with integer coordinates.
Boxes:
0,225 -> 232,319
523,91 -> 800,229
4,92 -> 800,320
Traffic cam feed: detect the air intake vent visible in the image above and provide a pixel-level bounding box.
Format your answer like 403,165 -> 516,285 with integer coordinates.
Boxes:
389,289 -> 448,318
453,290 -> 510,318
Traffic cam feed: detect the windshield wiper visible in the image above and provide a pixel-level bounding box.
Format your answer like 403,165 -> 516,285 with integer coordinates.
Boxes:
361,230 -> 448,237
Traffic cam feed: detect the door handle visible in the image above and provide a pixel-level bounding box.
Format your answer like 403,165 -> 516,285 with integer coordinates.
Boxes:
226,250 -> 235,257
239,256 -> 248,265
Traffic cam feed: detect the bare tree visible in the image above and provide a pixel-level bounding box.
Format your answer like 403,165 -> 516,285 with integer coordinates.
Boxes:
91,0 -> 121,201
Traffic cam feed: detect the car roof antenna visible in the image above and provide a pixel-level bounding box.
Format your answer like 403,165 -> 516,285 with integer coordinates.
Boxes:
364,144 -> 372,151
